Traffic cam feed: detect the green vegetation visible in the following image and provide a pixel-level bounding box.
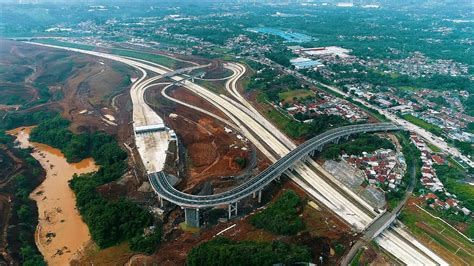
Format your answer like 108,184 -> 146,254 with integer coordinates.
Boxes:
350,249 -> 364,266
434,165 -> 474,211
464,95 -> 474,116
0,111 -> 55,131
427,142 -> 442,153
30,116 -> 156,249
12,153 -> 46,266
331,64 -> 472,92
386,132 -> 420,208
399,206 -> 473,261
250,190 -> 304,235
186,237 -> 311,266
248,68 -> 302,102
266,108 -> 292,128
233,156 -> 247,169
129,229 -> 162,255
0,95 -> 25,105
68,136 -> 157,250
0,65 -> 33,83
30,115 -> 127,164
24,115 -> 160,251
451,140 -> 474,158
0,130 -> 11,144
447,157 -> 465,171
33,38 -> 95,51
265,46 -> 293,67
321,134 -> 395,160
278,89 -> 314,102
401,114 -> 444,136
71,172 -> 153,249
398,132 -> 421,187
284,114 -> 350,140
466,122 -> 474,134
246,66 -> 354,140
110,49 -> 179,69
32,39 -> 181,69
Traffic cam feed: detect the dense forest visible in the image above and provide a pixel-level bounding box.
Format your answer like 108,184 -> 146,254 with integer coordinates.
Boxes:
250,190 -> 304,235
186,237 -> 311,266
0,131 -> 46,265
12,154 -> 47,266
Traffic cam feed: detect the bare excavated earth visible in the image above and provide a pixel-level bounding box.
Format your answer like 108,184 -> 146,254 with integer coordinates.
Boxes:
145,84 -> 259,192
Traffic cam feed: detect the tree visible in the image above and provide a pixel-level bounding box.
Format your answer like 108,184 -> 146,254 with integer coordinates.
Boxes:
250,190 -> 304,235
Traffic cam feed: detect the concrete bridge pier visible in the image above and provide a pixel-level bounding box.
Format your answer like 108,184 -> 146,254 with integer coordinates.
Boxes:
304,154 -> 313,162
228,202 -> 238,219
158,196 -> 164,208
333,137 -> 341,144
344,135 -> 350,141
252,191 -> 262,203
184,208 -> 200,228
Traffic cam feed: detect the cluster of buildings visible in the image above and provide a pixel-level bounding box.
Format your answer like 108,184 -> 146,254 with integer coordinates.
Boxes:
249,27 -> 316,43
408,90 -> 473,143
342,148 -> 406,190
288,45 -> 352,70
289,45 -> 352,58
289,57 -> 324,70
359,88 -> 474,144
282,90 -> 368,123
410,133 -> 471,216
383,52 -> 469,78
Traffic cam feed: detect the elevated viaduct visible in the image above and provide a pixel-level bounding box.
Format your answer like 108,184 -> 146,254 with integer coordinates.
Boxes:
149,123 -> 404,227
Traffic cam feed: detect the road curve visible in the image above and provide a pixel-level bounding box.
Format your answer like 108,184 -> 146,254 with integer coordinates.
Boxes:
149,123 -> 403,208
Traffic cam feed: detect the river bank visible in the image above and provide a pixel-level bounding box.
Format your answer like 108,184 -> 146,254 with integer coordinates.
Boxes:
8,127 -> 97,265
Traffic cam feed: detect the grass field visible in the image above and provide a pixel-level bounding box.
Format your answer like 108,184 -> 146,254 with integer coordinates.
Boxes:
399,202 -> 474,265
32,39 -> 181,69
402,114 -> 444,136
267,108 -> 292,129
427,142 -> 442,153
110,49 -> 178,69
448,157 -> 466,170
278,89 -> 313,102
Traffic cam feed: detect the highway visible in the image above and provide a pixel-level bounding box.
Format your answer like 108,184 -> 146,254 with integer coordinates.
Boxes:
26,42 -> 449,265
148,123 -> 403,208
341,157 -> 417,265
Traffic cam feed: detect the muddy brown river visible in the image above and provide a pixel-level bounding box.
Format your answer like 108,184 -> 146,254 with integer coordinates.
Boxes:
8,127 -> 97,265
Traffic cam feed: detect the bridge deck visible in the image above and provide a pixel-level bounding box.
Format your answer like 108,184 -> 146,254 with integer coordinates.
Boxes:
149,123 -> 404,208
